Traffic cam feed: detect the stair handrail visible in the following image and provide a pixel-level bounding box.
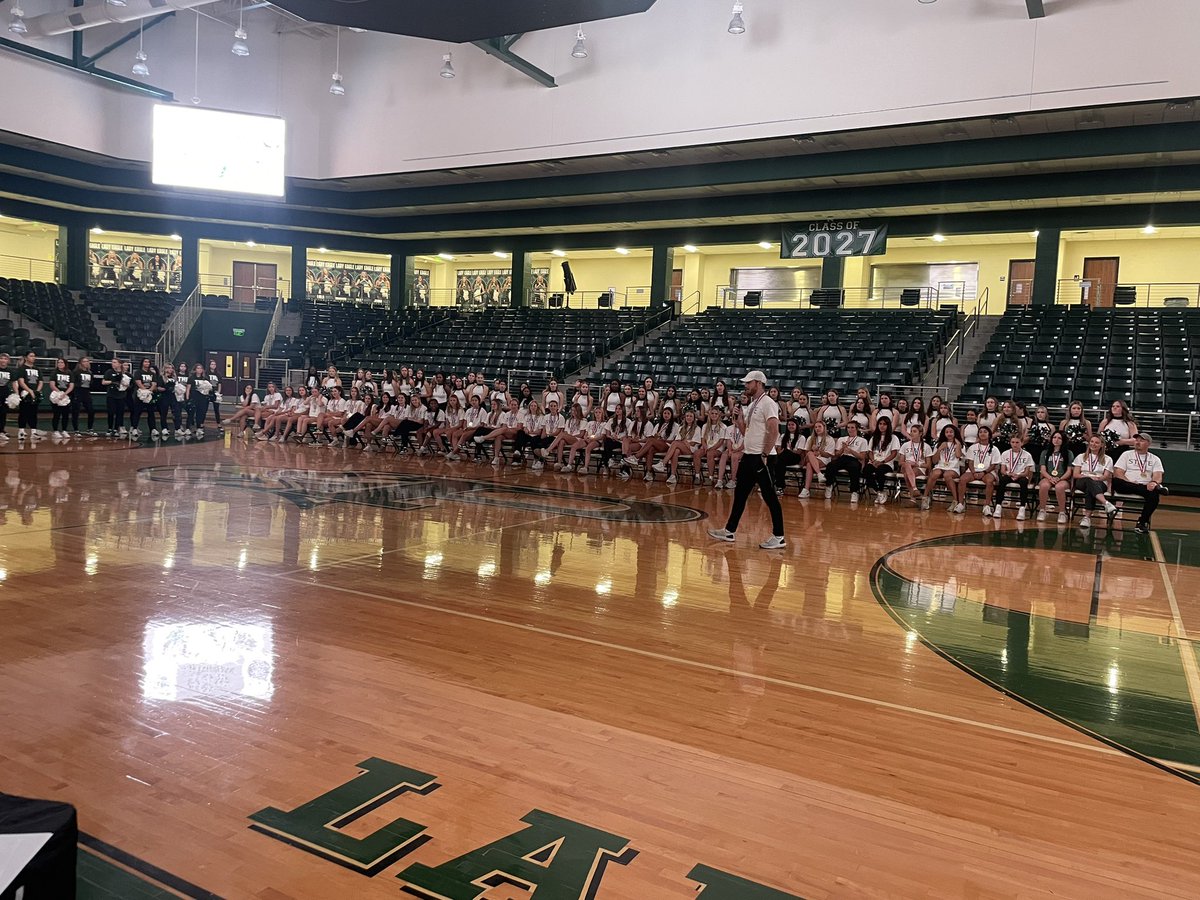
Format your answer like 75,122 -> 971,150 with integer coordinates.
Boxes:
156,285 -> 201,365
260,299 -> 284,360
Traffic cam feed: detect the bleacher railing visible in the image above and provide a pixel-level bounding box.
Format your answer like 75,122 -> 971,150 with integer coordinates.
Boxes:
715,285 -> 978,314
1053,281 -> 1200,308
508,369 -> 554,393
199,273 -> 291,307
525,288 -> 634,310
0,254 -> 57,283
937,287 -> 990,383
155,285 -> 200,365
260,299 -> 284,359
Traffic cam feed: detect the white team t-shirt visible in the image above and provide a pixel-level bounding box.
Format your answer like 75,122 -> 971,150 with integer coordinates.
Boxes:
742,395 -> 780,455
1000,449 -> 1036,476
1115,450 -> 1164,485
965,443 -> 1000,474
1076,453 -> 1113,478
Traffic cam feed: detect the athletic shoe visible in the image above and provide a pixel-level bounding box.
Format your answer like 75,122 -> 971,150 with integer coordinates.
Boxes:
196,428 -> 204,438
150,429 -> 159,440
824,486 -> 833,500
953,503 -> 966,514
707,527 -> 736,542
32,430 -> 45,439
666,475 -> 677,485
119,427 -> 128,438
622,456 -> 639,466
1080,516 -> 1092,529
1058,513 -> 1068,525
850,492 -> 859,504
1016,507 -> 1027,521
531,461 -> 544,471
1037,510 -> 1047,522
256,433 -> 270,441
643,473 -> 654,481
1104,501 -> 1118,516
992,506 -> 1002,519
74,431 -> 82,439
982,505 -> 993,517
652,461 -> 667,473
759,535 -> 787,550
875,491 -> 886,505
1134,521 -> 1150,534
618,470 -> 630,481
815,472 -> 826,485
0,433 -> 7,442
798,488 -> 810,499
492,458 -> 501,467
252,424 -> 261,431
183,429 -> 192,438
448,453 -> 461,461
920,497 -> 932,510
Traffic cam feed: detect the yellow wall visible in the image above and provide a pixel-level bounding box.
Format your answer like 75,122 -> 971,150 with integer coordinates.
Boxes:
1058,236 -> 1200,304
852,242 -> 1034,309
0,221 -> 59,280
537,256 -> 653,302
688,251 -> 822,309
199,243 -> 291,297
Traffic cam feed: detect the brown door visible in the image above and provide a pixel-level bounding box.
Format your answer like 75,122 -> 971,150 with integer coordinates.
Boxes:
671,268 -> 684,303
1007,259 -> 1035,306
206,351 -> 238,397
1082,257 -> 1119,308
232,262 -> 277,304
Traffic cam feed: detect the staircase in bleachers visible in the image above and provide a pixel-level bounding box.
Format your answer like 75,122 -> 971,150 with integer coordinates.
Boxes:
0,278 -> 104,355
599,309 -> 955,393
80,288 -> 180,352
957,307 -> 1199,413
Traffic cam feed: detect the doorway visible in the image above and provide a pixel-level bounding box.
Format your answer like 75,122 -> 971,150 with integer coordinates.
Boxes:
232,261 -> 278,305
1081,257 -> 1119,308
1007,259 -> 1035,306
206,351 -> 258,397
671,268 -> 683,304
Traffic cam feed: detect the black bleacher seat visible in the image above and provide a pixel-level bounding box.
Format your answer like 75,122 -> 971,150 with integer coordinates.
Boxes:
81,287 -> 179,351
743,291 -> 762,307
809,289 -> 844,309
899,289 -> 921,307
1112,286 -> 1138,306
0,278 -> 104,354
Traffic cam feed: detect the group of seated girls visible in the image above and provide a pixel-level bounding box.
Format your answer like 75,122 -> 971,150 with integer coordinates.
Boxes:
776,389 -> 1165,533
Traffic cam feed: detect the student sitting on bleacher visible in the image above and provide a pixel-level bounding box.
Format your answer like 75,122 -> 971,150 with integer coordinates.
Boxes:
963,426 -> 1000,516
1072,435 -> 1118,530
994,435 -> 1036,521
824,421 -> 869,503
863,417 -> 901,505
897,425 -> 932,501
1113,433 -> 1166,534
1036,430 -> 1073,524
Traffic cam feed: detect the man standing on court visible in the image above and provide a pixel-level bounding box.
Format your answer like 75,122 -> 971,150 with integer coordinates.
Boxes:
709,370 -> 786,549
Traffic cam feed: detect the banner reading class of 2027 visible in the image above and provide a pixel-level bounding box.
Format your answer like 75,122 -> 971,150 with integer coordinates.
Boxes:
781,220 -> 889,259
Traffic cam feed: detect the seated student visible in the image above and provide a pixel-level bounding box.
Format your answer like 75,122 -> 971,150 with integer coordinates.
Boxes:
281,385 -> 325,444
961,425 -> 1001,515
899,397 -> 925,441
655,408 -> 703,485
337,389 -> 372,447
542,379 -> 565,413
359,393 -> 401,451
994,434 -> 1036,520
897,424 -> 932,501
481,397 -> 522,467
1036,429 -> 1073,524
823,420 -> 869,503
847,397 -> 872,435
258,386 -> 300,440
225,384 -> 263,433
991,400 -> 1025,450
550,404 -> 587,470
414,397 -> 445,454
714,410 -> 745,490
789,390 -> 812,437
510,399 -> 542,464
618,406 -> 657,477
699,406 -> 729,486
636,407 -> 680,481
1059,400 -> 1093,458
566,406 -> 609,474
815,389 -> 847,438
872,391 -> 896,432
1072,434 -> 1118,530
253,383 -> 283,431
863,416 -> 901,505
430,394 -> 464,455
922,424 -> 966,513
532,400 -> 567,471
959,408 -> 979,447
452,393 -> 491,460
771,418 -> 806,494
1113,432 -> 1166,534
314,386 -> 349,443
929,400 -> 957,443
977,395 -> 1000,432
1024,405 -> 1055,464
392,394 -> 428,452
598,403 -> 627,471
798,420 -> 836,499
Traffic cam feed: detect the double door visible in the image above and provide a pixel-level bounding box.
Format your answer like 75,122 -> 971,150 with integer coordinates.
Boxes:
206,351 -> 258,398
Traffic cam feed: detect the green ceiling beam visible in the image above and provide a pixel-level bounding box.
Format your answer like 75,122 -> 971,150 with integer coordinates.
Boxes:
471,35 -> 556,88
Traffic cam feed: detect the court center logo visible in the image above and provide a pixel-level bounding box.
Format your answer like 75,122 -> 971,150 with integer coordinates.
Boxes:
138,464 -> 707,523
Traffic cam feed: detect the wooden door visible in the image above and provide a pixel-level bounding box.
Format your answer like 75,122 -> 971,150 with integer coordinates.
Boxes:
206,351 -> 238,397
1082,257 -> 1119,308
233,262 -> 277,304
236,352 -> 258,396
671,268 -> 684,304
1007,259 -> 1035,306
254,263 -> 278,300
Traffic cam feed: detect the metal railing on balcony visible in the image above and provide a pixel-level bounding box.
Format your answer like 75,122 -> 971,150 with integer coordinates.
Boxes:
0,254 -> 58,283
199,273 -> 291,306
155,285 -> 201,365
1053,281 -> 1200,308
715,284 -> 979,314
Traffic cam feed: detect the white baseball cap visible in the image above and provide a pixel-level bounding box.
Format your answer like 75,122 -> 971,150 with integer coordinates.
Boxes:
741,370 -> 767,384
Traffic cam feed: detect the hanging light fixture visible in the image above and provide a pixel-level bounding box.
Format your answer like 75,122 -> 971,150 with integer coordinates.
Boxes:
107,0 -> 129,7
131,19 -> 149,77
440,52 -> 455,79
727,2 -> 745,34
8,4 -> 27,35
191,10 -> 201,104
232,1 -> 249,57
329,26 -> 345,95
571,27 -> 588,59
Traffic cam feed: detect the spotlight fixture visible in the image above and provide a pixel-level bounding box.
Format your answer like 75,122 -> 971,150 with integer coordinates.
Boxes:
231,1 -> 249,56
91,227 -> 104,234
169,234 -> 181,241
931,233 -> 947,242
683,245 -> 698,253
1143,225 -> 1158,234
551,249 -> 567,257
440,53 -> 455,79
437,252 -> 455,260
727,2 -> 745,34
615,247 -> 630,255
571,27 -> 588,59
8,4 -> 27,35
246,240 -> 256,247
329,26 -> 345,95
758,241 -> 772,249
317,247 -> 328,253
492,251 -> 508,258
131,18 -> 149,77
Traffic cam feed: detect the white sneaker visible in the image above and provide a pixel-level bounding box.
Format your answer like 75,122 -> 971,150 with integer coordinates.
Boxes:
816,472 -> 826,485
982,505 -> 993,517
0,433 -> 7,442
33,429 -> 45,438
798,488 -> 810,499
183,429 -> 192,437
491,458 -> 501,467
16,429 -> 25,439
666,475 -> 677,485
1057,512 -> 1068,524
1016,507 -> 1027,521
876,491 -> 886,505
759,535 -> 787,550
1080,516 -> 1092,529
708,528 -> 735,543
257,433 -> 270,441
992,506 -> 1002,519
196,428 -> 204,438
1037,510 -> 1047,522
1105,502 -> 1118,517
643,473 -> 654,482
824,486 -> 833,500
920,497 -> 931,510
652,461 -> 667,473
622,456 -> 639,466
850,492 -> 859,504
118,427 -> 127,438
953,503 -> 966,514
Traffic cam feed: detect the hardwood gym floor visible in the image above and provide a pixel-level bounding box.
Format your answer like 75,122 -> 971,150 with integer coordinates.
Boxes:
3,437 -> 1200,898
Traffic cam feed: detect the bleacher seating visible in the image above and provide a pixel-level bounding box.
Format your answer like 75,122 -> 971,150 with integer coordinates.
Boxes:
0,278 -> 103,354
297,300 -> 394,364
81,288 -> 179,351
345,307 -> 653,378
599,308 -> 954,392
958,307 -> 1200,413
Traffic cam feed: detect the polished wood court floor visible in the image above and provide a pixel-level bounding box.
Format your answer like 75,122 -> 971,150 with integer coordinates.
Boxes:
4,436 -> 1200,898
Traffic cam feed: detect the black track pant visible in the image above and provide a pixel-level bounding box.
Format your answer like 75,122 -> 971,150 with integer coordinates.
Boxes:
825,455 -> 863,493
160,395 -> 182,430
863,462 -> 893,492
1078,477 -> 1108,511
1112,478 -> 1162,524
72,391 -> 95,431
997,474 -> 1031,507
107,395 -> 126,430
51,401 -> 71,431
17,395 -> 39,430
724,454 -> 785,537
0,390 -> 8,432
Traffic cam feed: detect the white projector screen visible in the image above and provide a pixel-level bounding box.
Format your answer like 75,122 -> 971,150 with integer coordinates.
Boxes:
152,105 -> 285,197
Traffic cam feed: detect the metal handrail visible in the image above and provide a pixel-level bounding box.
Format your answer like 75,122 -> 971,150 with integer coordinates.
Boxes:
260,299 -> 284,359
715,284 -> 978,313
1054,280 -> 1200,308
155,285 -> 201,365
678,290 -> 703,316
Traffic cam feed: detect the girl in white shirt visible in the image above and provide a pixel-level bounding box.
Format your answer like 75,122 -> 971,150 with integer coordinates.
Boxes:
415,398 -> 445,454
656,409 -> 703,485
511,400 -> 543,464
960,408 -> 979,447
452,394 -> 491,461
253,384 -> 283,431
542,380 -> 565,412
637,407 -> 680,481
715,416 -> 745,490
619,406 -> 657,475
316,386 -> 349,443
258,386 -> 298,440
599,404 -> 628,471
816,389 -> 848,438
897,424 -> 933,501
922,424 -> 966,512
280,386 -> 324,443
863,416 -> 902,504
225,384 -> 262,432
551,405 -> 587,470
700,407 -> 730,487
394,395 -> 427,452
977,395 -> 1000,431
1098,399 -> 1139,456
565,407 -> 608,474
337,389 -> 370,447
481,398 -> 522,467
431,394 -> 463,455
962,425 -> 1001,515
321,366 -> 341,397
1073,434 -> 1117,528
358,393 -> 399,450
799,420 -> 836,499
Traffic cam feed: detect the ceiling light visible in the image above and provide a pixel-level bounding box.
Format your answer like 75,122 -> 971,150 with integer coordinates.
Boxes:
440,53 -> 455,79
931,233 -> 947,242
438,252 -> 455,260
8,4 -> 27,35
131,18 -> 149,77
551,249 -> 566,257
615,247 -> 630,255
571,27 -> 588,59
1143,225 -> 1158,234
492,251 -> 508,258
91,227 -> 104,234
918,0 -> 938,4
317,247 -> 328,253
758,241 -> 772,249
1030,230 -> 1039,238
246,240 -> 256,247
107,0 -> 128,6
683,245 -> 698,253
169,234 -> 181,241
232,3 -> 249,57
329,26 -> 345,95
727,2 -> 745,34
